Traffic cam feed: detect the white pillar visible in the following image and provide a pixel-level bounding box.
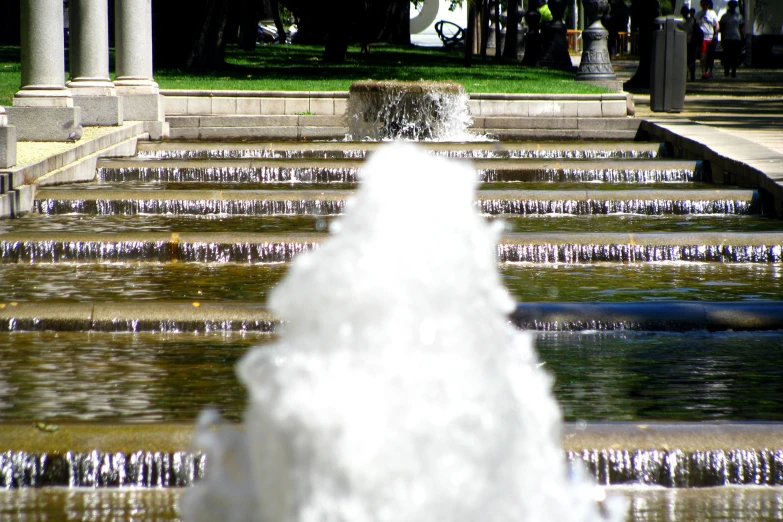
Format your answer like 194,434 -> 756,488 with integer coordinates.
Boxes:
8,0 -> 82,141
67,0 -> 123,126
113,0 -> 166,136
68,0 -> 115,95
14,0 -> 73,107
114,0 -> 158,94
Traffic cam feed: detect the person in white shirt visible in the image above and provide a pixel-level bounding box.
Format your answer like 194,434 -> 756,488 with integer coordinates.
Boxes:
720,0 -> 745,77
695,0 -> 719,79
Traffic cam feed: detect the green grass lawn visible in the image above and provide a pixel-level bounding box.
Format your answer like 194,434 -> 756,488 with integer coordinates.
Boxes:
0,47 -> 20,107
1,43 -> 607,106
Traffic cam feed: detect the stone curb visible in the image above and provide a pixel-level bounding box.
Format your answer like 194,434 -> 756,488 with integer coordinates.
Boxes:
161,90 -> 634,118
641,119 -> 783,217
511,301 -> 783,332
0,123 -> 145,218
2,300 -> 782,334
1,422 -> 780,454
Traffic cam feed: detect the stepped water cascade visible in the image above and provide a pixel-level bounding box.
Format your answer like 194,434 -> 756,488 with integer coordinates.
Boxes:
179,143 -> 625,522
3,86 -> 783,520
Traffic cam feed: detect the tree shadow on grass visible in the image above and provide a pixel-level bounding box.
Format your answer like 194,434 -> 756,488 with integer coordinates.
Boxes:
156,44 -> 595,94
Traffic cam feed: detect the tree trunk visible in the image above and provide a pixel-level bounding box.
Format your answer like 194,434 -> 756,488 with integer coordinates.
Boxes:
503,1 -> 520,59
386,0 -> 412,45
186,0 -> 231,71
465,2 -> 477,66
624,0 -> 660,89
494,0 -> 502,60
480,0 -> 490,59
268,0 -> 287,43
237,0 -> 262,50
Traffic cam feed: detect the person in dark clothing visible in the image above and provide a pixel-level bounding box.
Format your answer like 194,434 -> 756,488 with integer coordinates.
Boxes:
719,0 -> 745,77
680,6 -> 698,81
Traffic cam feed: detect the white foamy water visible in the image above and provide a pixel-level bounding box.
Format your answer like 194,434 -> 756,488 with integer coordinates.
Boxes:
181,143 -> 624,522
346,88 -> 486,142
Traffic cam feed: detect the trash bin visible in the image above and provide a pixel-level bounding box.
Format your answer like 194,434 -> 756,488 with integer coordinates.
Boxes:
650,16 -> 686,113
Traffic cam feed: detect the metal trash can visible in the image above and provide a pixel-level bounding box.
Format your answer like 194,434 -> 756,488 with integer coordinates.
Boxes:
650,16 -> 686,113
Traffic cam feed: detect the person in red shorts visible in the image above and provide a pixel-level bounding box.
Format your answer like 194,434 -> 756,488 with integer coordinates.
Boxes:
695,0 -> 719,79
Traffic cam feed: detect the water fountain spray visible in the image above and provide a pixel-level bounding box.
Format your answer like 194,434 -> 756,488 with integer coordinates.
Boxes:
181,143 -> 624,522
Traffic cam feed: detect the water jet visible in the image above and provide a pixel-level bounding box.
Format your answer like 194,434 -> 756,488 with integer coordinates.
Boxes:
180,143 -> 624,522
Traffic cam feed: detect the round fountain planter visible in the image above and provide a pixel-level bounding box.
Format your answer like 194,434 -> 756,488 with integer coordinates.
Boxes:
575,0 -> 617,82
346,80 -> 473,141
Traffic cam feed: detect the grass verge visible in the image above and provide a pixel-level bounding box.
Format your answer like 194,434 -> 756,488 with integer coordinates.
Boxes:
0,46 -> 20,107
1,43 -> 608,106
157,44 -> 608,94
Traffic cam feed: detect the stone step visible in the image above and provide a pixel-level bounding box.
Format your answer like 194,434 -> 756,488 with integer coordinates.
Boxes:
136,140 -> 668,160
511,301 -> 783,332
478,116 -> 642,131
95,157 -> 702,184
2,301 -> 783,333
166,115 -> 348,141
0,422 -> 781,488
163,115 -> 641,141
1,232 -> 782,263
0,301 -> 276,332
33,188 -> 759,216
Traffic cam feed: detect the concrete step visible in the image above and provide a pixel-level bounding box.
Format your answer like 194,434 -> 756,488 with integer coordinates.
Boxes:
166,114 -> 348,141
95,157 -> 702,184
1,231 -> 782,263
479,116 -> 641,131
0,422 -> 781,488
136,140 -> 668,160
34,188 -> 759,216
511,301 -> 783,332
2,301 -> 783,333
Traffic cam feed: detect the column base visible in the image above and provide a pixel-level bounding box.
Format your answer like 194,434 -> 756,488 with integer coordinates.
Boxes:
0,125 -> 17,169
120,93 -> 165,122
72,95 -> 124,126
143,120 -> 170,141
6,107 -> 83,142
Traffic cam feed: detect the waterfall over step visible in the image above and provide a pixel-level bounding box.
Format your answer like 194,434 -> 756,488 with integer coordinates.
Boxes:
346,80 -> 477,141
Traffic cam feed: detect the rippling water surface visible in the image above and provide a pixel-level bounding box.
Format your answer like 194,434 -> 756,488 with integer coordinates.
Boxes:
1,486 -> 782,522
1,331 -> 782,423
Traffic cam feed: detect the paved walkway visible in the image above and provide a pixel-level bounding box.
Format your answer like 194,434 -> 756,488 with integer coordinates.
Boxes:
603,59 -> 783,214
611,60 -> 783,155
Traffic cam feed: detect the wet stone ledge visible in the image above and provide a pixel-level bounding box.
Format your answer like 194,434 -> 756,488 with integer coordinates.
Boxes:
97,164 -> 709,183
2,448 -> 781,489
135,147 -> 664,161
97,166 -> 361,184
511,302 -> 783,332
571,448 -> 783,488
0,451 -> 204,488
497,243 -> 783,263
34,198 -> 347,217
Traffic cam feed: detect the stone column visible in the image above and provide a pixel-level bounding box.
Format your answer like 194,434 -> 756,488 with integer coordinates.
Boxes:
114,0 -> 167,138
67,0 -> 123,126
8,0 -> 82,141
0,107 -> 17,169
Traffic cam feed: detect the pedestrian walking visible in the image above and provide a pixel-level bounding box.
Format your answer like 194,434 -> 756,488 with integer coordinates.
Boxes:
695,0 -> 719,79
720,0 -> 745,77
680,6 -> 698,81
